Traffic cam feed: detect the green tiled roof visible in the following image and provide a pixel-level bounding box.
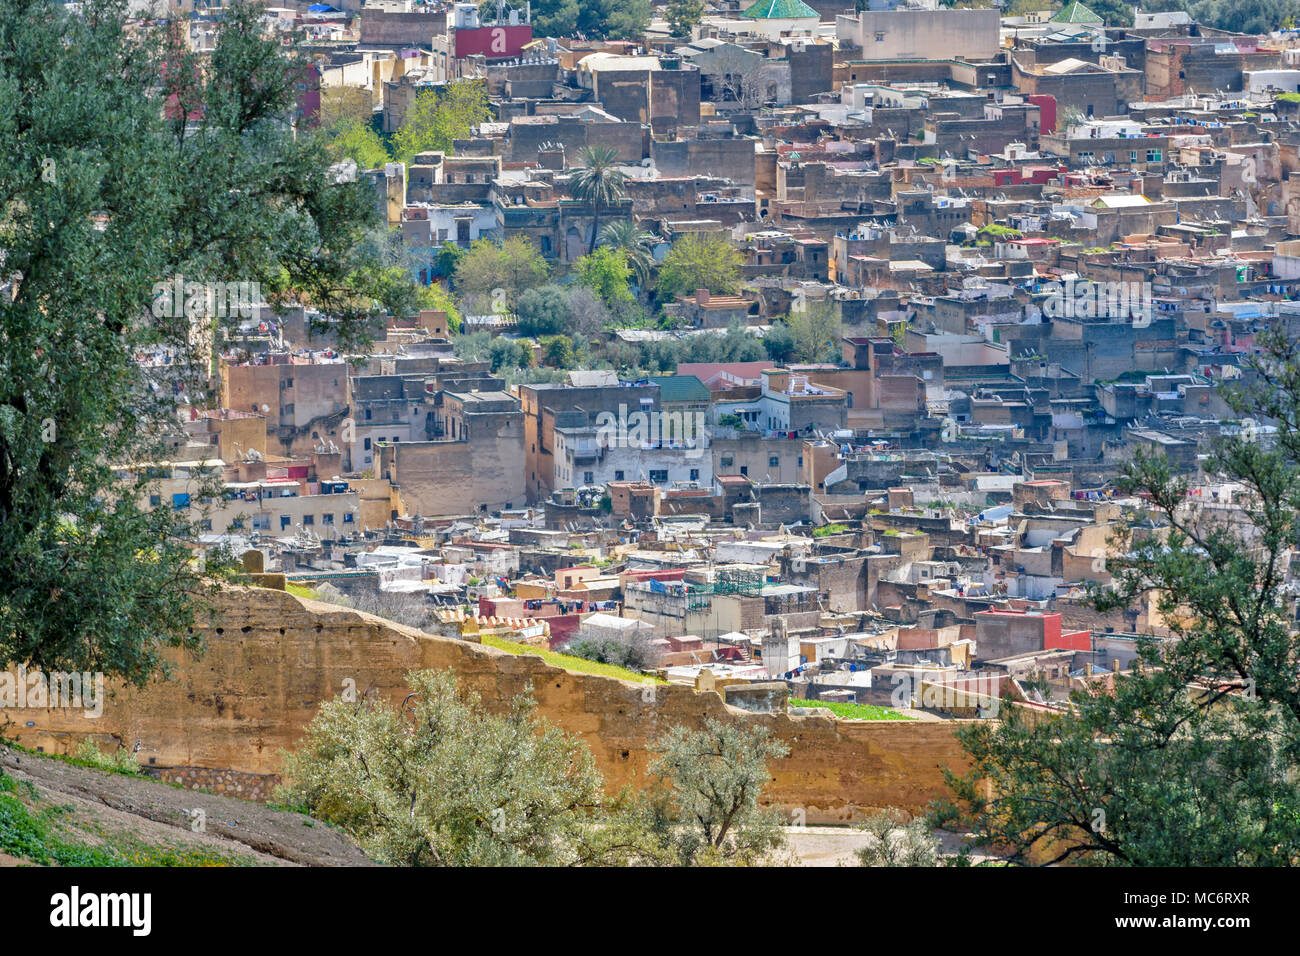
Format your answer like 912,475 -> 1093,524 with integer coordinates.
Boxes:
742,0 -> 819,19
1050,1 -> 1103,24
649,375 -> 712,404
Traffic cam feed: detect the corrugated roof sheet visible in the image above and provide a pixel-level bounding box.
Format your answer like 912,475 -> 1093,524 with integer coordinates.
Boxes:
648,374 -> 712,403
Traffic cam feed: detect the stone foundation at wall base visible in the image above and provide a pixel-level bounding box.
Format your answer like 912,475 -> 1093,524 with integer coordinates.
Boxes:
145,767 -> 281,803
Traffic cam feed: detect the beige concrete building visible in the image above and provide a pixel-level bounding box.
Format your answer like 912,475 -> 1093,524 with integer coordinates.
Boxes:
221,356 -> 350,459
377,390 -> 526,515
131,457 -> 371,535
836,9 -> 1000,62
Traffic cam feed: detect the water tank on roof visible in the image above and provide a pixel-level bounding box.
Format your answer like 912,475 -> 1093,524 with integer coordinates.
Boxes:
453,2 -> 479,28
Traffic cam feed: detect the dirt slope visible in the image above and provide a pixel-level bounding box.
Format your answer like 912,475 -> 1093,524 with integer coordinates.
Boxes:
0,748 -> 373,867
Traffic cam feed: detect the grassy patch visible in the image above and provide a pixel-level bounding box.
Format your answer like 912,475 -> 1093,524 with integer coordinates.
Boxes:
790,698 -> 912,721
284,581 -> 318,600
70,740 -> 145,777
5,741 -> 143,779
978,224 -> 1023,240
813,523 -> 849,537
479,635 -> 666,685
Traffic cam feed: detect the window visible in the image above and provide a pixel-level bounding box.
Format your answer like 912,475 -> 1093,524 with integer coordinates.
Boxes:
364,409 -> 372,420
875,31 -> 885,41
649,469 -> 668,483
798,456 -> 803,467
769,456 -> 780,468
200,519 -> 212,532
1146,149 -> 1162,163
344,513 -> 355,523
149,494 -> 161,507
322,513 -> 334,525
615,470 -> 624,481
364,437 -> 371,450
303,515 -> 314,526
740,466 -> 748,476
583,471 -> 594,484
281,516 -> 291,529
690,469 -> 700,481
720,456 -> 734,468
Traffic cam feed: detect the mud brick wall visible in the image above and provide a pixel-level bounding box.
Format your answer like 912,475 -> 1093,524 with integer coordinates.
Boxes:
4,588 -> 971,822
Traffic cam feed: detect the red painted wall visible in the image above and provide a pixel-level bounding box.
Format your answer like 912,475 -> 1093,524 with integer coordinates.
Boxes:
1040,612 -> 1062,648
452,25 -> 532,59
1046,628 -> 1091,652
1027,93 -> 1057,134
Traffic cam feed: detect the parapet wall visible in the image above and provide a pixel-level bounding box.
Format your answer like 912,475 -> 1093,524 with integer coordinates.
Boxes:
4,587 -> 970,823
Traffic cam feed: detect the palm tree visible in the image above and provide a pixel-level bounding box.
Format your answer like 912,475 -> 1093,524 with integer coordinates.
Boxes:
598,219 -> 655,286
570,145 -> 627,255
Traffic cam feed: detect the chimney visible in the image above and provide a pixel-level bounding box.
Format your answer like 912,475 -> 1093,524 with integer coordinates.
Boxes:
696,288 -> 710,305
